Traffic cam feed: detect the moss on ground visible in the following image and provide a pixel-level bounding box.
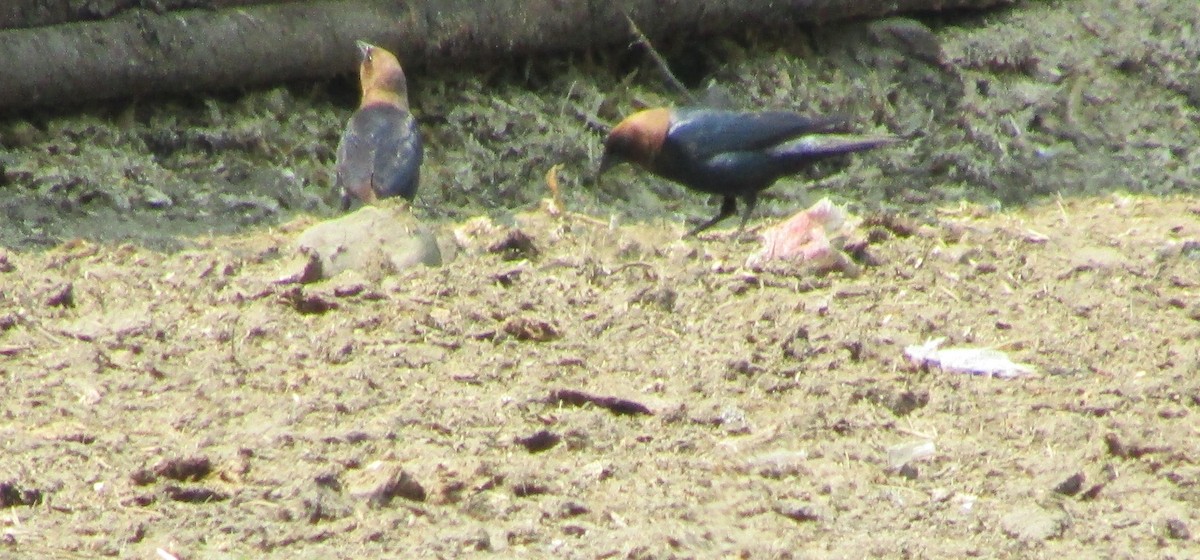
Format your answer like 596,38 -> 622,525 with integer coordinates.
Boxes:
0,0 -> 1196,250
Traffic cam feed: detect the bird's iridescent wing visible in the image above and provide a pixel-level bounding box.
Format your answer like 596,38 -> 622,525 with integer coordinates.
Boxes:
666,109 -> 847,161
368,109 -> 422,201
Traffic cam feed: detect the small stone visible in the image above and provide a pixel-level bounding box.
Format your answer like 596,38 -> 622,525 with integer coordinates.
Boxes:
744,450 -> 809,479
347,461 -> 427,507
459,527 -> 495,552
297,203 -> 441,281
1067,246 -> 1128,272
574,461 -> 614,486
1001,506 -> 1066,542
718,405 -> 752,434
141,186 -> 173,208
1156,239 -> 1200,262
859,387 -> 929,416
869,18 -> 944,64
463,492 -> 510,521
630,286 -> 677,312
503,317 -> 560,342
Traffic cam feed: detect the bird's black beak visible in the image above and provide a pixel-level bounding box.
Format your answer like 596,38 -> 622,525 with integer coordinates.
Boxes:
355,40 -> 374,62
595,153 -> 619,185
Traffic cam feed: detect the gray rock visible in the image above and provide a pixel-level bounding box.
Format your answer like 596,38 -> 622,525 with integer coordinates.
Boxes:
1001,505 -> 1067,542
297,204 -> 441,280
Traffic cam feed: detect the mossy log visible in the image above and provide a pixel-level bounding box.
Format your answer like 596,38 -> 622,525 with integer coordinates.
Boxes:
0,0 -> 1011,111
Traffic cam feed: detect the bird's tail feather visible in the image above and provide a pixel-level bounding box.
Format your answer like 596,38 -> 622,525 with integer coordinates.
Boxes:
771,133 -> 899,159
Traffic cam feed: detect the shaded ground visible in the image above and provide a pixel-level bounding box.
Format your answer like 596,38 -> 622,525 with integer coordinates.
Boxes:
1,0 -> 1197,250
2,0 -> 1200,558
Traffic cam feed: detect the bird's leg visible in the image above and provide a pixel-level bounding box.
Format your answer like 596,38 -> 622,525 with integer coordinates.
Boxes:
687,196 -> 737,236
736,192 -> 758,234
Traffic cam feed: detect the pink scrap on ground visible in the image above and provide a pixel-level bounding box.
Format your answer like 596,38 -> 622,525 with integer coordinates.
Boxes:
746,198 -> 843,269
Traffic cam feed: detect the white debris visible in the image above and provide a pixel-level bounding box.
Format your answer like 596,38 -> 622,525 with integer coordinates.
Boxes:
887,440 -> 936,470
904,338 -> 1037,379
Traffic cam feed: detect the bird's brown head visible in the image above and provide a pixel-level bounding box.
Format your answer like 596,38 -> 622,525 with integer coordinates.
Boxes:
356,40 -> 409,109
597,108 -> 671,180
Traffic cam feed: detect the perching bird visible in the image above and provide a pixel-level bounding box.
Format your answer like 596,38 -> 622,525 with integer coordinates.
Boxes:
335,41 -> 423,210
597,107 -> 897,235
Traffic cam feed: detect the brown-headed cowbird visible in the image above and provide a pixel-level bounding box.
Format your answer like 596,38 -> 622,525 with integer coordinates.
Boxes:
598,107 -> 897,235
335,41 -> 423,210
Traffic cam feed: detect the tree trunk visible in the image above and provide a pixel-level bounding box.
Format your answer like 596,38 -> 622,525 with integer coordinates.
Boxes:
0,0 -> 1012,111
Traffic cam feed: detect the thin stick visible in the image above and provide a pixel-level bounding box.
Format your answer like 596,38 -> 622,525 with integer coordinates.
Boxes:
623,12 -> 698,104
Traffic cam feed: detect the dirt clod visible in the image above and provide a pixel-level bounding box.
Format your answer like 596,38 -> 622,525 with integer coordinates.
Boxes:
775,501 -> 828,523
0,482 -> 42,508
515,430 -> 562,453
1104,433 -> 1167,459
348,462 -> 427,507
1165,518 -> 1191,540
279,286 -> 338,315
164,485 -> 228,504
503,317 -> 560,341
547,389 -> 653,416
43,282 -> 74,308
153,456 -> 213,482
487,229 -> 539,261
1053,473 -> 1085,496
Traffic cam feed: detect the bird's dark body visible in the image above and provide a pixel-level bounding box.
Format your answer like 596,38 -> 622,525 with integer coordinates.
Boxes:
336,103 -> 423,210
651,109 -> 848,199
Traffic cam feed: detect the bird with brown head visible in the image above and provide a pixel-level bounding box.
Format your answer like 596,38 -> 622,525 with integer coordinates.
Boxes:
598,107 -> 897,236
334,41 -> 423,210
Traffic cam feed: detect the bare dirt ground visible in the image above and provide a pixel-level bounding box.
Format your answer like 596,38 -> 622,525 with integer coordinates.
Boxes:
2,193 -> 1200,559
2,0 -> 1200,558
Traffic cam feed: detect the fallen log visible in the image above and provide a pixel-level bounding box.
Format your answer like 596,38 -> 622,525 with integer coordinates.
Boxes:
0,0 -> 299,31
0,0 -> 1012,111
